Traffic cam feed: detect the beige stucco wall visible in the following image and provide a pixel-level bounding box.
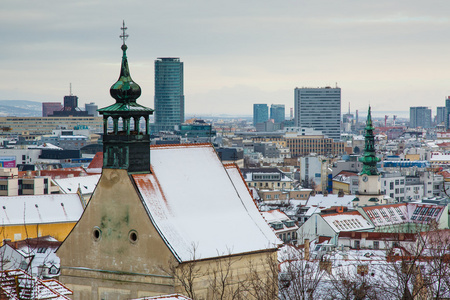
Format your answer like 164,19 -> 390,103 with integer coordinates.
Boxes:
174,250 -> 278,300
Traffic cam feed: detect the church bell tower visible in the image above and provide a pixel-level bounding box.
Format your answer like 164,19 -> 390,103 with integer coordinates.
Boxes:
356,106 -> 384,205
98,22 -> 154,173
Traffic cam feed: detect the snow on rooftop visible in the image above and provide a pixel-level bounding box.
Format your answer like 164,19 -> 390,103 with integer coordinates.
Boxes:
0,194 -> 83,225
261,210 -> 290,224
306,194 -> 354,209
133,144 -> 280,262
322,211 -> 374,232
132,294 -> 191,300
31,143 -> 63,150
362,204 -> 408,226
53,174 -> 100,194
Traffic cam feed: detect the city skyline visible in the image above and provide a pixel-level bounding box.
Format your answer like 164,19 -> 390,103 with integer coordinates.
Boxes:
2,1 -> 450,116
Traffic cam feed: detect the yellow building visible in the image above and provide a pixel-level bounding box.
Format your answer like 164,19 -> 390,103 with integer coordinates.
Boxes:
0,193 -> 84,243
285,135 -> 346,157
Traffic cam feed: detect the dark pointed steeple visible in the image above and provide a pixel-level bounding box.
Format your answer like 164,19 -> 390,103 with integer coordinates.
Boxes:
98,22 -> 154,173
359,106 -> 380,175
109,21 -> 142,103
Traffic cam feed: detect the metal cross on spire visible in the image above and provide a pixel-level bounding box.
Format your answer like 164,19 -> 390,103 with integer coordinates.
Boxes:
120,20 -> 128,45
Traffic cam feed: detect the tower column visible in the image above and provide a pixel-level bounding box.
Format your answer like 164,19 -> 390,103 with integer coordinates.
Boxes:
103,118 -> 108,135
113,117 -> 119,134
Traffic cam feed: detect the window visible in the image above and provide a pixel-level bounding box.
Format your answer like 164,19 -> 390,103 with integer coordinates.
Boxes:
390,182 -> 394,189
373,241 -> 379,250
354,240 -> 360,249
395,180 -> 399,185
266,195 -> 271,199
37,247 -> 47,253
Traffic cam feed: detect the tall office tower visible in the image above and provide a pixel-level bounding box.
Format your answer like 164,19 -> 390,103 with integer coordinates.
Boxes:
270,104 -> 285,123
85,102 -> 98,117
445,97 -> 450,129
437,106 -> 445,126
154,57 -> 184,132
42,102 -> 63,117
253,104 -> 269,126
410,106 -> 432,128
294,87 -> 341,141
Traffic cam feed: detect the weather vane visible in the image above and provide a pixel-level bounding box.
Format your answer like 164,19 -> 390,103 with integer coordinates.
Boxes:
120,20 -> 128,45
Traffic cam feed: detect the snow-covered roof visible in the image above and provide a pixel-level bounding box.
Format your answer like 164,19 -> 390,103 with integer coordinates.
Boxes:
322,211 -> 374,232
362,203 -> 445,227
31,143 -> 63,150
132,295 -> 192,300
362,203 -> 408,226
0,270 -> 72,300
306,194 -> 354,209
261,210 -> 291,223
0,194 -> 83,225
52,174 -> 100,194
133,144 -> 281,262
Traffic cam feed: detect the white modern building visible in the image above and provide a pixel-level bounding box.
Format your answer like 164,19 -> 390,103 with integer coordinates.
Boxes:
294,87 -> 341,141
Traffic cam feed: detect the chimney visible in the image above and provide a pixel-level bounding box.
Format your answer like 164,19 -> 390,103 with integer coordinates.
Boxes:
304,239 -> 310,260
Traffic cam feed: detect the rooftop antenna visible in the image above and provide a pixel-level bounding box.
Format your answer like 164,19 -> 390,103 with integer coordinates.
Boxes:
120,20 -> 128,45
348,102 -> 350,115
335,82 -> 338,88
70,83 -> 72,96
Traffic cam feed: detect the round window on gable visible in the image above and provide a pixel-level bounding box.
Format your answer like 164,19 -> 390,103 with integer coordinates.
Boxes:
92,227 -> 102,242
129,230 -> 138,243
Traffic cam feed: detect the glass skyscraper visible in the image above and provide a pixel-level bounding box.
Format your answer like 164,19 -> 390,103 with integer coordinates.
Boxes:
270,104 -> 285,124
294,87 -> 341,141
253,104 -> 269,126
154,57 -> 184,132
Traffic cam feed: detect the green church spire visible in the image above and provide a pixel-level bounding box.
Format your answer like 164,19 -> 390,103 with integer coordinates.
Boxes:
98,22 -> 153,174
359,106 -> 380,175
109,21 -> 142,103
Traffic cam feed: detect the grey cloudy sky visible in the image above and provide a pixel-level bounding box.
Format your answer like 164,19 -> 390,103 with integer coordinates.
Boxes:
1,0 -> 450,117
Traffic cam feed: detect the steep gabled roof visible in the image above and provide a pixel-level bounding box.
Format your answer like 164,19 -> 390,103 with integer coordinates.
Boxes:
133,144 -> 280,262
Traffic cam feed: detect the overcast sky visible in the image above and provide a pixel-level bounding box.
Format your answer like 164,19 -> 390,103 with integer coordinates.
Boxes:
2,0 -> 450,117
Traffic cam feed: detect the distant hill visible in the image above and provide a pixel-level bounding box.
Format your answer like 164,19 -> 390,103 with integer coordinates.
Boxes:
0,100 -> 42,117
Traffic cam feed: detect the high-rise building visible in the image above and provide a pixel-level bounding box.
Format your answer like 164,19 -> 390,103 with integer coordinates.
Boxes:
270,104 -> 285,124
253,104 -> 269,126
50,94 -> 90,117
437,106 -> 445,126
85,102 -> 99,117
410,106 -> 432,128
445,97 -> 450,129
154,57 -> 184,132
42,102 -> 63,117
294,87 -> 341,141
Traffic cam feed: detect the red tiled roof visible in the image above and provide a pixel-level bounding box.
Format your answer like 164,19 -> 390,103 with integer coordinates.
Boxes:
88,152 -> 103,169
362,203 -> 406,211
